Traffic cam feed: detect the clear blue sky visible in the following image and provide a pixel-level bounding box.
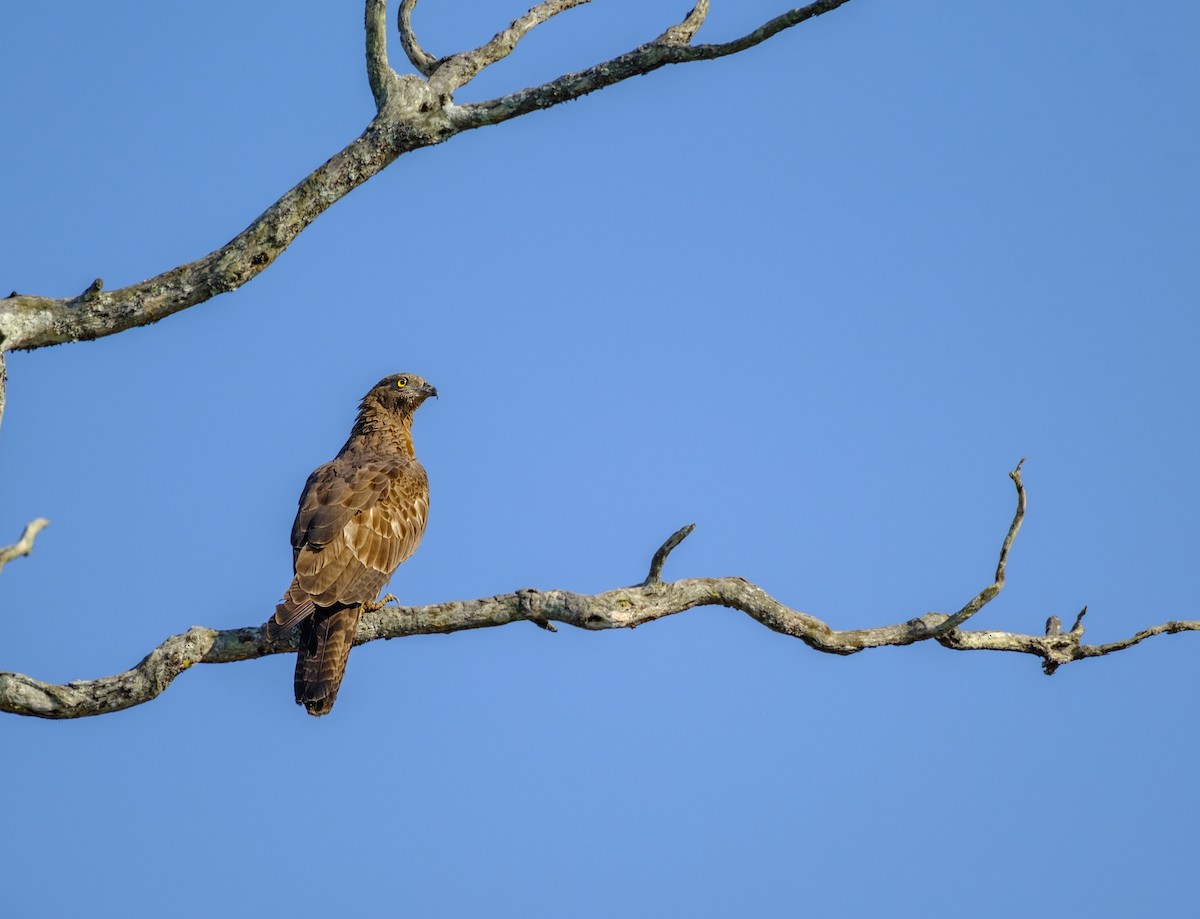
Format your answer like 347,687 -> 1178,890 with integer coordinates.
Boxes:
2,1 -> 1198,916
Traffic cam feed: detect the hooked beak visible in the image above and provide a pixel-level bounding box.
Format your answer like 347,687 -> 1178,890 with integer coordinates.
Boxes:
421,383 -> 439,399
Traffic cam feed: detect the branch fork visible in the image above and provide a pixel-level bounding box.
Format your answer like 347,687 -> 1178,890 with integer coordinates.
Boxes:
1,0 -> 856,352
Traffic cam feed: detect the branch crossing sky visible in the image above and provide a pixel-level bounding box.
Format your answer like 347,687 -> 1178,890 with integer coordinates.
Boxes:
2,2 -> 1197,916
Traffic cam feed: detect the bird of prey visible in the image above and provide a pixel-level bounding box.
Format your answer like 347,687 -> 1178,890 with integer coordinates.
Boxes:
265,373 -> 436,716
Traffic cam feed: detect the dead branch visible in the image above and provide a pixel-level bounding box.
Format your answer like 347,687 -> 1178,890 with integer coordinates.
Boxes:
366,0 -> 399,108
0,519 -> 50,575
427,0 -> 593,97
656,0 -> 710,46
2,466 -> 1195,720
0,0 -> 854,353
453,0 -> 854,128
397,0 -> 439,77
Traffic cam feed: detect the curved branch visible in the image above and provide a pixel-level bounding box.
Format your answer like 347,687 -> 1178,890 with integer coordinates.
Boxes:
397,0 -> 439,76
3,468 -> 1196,719
1078,619 -> 1200,659
455,0 -> 854,129
687,0 -> 851,58
933,458 -> 1026,635
0,97 -> 450,353
0,518 -> 50,574
0,0 -> 855,353
429,0 -> 593,97
643,523 -> 696,586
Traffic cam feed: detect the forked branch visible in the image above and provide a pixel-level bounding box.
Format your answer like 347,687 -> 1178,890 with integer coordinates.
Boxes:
455,0 -> 854,127
2,466 -> 1195,719
429,0 -> 593,96
0,0 -> 854,353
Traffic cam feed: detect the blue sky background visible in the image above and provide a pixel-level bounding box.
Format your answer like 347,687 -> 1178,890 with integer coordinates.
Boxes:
2,1 -> 1198,916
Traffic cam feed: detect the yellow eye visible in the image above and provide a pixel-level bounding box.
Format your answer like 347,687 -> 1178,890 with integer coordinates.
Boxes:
396,376 -> 408,388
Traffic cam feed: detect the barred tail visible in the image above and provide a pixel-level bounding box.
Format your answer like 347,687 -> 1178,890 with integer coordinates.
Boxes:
293,604 -> 363,717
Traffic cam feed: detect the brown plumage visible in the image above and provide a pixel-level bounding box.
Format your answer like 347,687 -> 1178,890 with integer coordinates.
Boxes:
265,373 -> 436,716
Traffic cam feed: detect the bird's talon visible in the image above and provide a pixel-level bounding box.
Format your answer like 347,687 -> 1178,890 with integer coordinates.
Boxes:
364,593 -> 398,613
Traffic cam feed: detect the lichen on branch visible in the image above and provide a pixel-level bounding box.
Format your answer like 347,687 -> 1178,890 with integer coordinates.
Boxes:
0,0 -> 854,353
3,466 -> 1195,720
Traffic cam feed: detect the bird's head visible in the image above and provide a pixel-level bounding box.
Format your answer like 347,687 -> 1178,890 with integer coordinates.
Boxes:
366,373 -> 438,414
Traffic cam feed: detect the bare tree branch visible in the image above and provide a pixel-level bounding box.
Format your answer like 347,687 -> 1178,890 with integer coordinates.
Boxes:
0,519 -> 50,575
689,0 -> 852,57
455,0 -> 854,128
4,4 -> 1193,723
643,523 -> 696,587
656,0 -> 710,46
366,0 -> 401,108
0,104 -> 445,352
428,0 -> 593,97
0,0 -> 854,353
397,0 -> 439,76
933,458 -> 1026,636
1077,618 -> 1200,660
3,468 -> 1195,720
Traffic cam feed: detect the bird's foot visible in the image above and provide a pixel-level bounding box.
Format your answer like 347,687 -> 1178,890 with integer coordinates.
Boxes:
363,593 -> 397,613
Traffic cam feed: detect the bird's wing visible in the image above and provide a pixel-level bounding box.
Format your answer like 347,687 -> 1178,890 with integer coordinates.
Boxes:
292,456 -> 429,607
290,459 -> 393,552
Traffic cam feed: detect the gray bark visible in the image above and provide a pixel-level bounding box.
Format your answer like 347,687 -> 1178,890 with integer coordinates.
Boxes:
2,2 -> 1195,720
3,469 -> 1196,719
0,0 -> 852,354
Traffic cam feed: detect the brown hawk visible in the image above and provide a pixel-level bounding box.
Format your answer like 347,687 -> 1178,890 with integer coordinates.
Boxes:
265,373 -> 436,716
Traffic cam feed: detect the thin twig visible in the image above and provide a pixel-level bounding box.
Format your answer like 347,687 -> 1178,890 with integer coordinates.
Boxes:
933,460 -> 1027,636
643,523 -> 696,586
0,519 -> 50,575
1078,618 -> 1197,658
656,0 -> 710,45
456,0 -> 854,128
994,457 -> 1026,583
429,0 -> 593,97
685,0 -> 851,58
397,0 -> 438,77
